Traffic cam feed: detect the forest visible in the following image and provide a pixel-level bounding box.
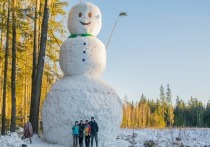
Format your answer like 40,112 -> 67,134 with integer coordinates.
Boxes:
0,0 -> 68,135
121,85 -> 210,128
0,0 -> 210,137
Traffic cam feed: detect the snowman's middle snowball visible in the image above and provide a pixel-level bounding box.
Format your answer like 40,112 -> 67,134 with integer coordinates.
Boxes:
59,36 -> 106,76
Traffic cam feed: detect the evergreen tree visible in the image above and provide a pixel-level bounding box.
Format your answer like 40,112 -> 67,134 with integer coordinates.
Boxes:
121,95 -> 128,128
159,85 -> 167,125
174,96 -> 186,127
10,0 -> 17,132
1,0 -> 10,135
166,84 -> 174,127
204,101 -> 210,127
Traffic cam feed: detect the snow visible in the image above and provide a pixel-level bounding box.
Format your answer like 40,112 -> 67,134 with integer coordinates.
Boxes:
117,128 -> 210,147
60,36 -> 106,77
0,133 -> 25,147
68,2 -> 102,36
1,128 -> 210,147
42,75 -> 122,147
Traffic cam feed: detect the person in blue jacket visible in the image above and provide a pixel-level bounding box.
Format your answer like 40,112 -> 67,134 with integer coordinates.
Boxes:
72,121 -> 79,146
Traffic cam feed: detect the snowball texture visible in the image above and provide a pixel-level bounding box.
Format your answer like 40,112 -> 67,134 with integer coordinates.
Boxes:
68,2 -> 102,36
42,2 -> 122,147
59,36 -> 106,76
42,76 -> 122,147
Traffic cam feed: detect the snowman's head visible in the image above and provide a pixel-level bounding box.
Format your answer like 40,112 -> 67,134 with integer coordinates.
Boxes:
68,2 -> 102,36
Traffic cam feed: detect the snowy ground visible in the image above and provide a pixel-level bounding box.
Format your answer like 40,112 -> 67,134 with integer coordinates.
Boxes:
118,128 -> 210,147
1,128 -> 210,147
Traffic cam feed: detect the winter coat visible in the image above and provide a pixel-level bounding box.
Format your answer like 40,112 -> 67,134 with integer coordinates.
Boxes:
79,124 -> 85,137
84,124 -> 91,136
72,125 -> 79,135
24,121 -> 33,138
89,121 -> 98,135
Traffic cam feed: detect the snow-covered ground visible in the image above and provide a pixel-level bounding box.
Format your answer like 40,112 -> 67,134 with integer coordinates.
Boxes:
118,128 -> 210,147
1,128 -> 210,147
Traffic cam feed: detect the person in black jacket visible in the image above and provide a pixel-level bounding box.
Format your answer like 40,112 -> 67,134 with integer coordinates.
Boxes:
89,117 -> 99,147
78,120 -> 85,147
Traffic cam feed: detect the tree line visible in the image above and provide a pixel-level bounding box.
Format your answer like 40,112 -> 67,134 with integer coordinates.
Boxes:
121,84 -> 210,128
0,0 -> 68,135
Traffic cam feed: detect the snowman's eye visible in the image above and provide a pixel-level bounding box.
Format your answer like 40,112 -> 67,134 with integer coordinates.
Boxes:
88,12 -> 92,18
79,12 -> 82,17
95,15 -> 100,19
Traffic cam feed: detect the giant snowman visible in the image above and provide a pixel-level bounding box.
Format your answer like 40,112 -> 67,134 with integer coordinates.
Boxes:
42,2 -> 122,147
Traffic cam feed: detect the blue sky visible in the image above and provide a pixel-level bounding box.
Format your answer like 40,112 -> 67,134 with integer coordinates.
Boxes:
62,0 -> 210,104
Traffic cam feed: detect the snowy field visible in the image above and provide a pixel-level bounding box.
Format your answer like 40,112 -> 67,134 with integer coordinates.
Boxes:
117,128 -> 210,147
1,128 -> 210,147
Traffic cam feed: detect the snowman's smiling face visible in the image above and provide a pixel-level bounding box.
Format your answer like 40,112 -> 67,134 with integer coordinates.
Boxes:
79,12 -> 91,25
68,2 -> 102,36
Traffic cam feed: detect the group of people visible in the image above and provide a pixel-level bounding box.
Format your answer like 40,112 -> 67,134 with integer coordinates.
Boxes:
72,117 -> 99,147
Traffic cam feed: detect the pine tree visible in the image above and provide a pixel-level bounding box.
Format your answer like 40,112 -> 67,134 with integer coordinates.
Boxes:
10,0 -> 17,132
31,0 -> 51,134
174,96 -> 186,127
1,0 -> 10,135
166,84 -> 174,127
159,85 -> 167,125
30,0 -> 40,126
121,95 -> 128,128
204,101 -> 210,127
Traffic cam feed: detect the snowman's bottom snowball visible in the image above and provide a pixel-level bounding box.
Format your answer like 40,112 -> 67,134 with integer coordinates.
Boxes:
42,75 -> 122,147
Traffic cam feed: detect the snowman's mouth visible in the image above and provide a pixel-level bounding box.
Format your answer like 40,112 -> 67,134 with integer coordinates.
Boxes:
80,21 -> 91,25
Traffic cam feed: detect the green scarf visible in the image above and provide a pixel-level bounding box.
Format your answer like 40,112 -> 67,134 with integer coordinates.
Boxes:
68,33 -> 94,38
